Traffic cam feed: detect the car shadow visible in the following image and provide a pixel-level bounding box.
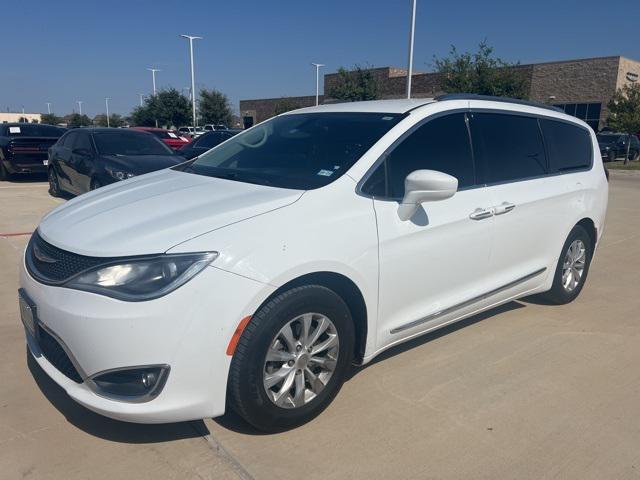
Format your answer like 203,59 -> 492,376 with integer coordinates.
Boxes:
27,350 -> 209,443
215,300 -> 527,435
4,173 -> 48,184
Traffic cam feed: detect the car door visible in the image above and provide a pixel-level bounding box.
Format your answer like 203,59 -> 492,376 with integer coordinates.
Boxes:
468,108 -> 558,295
69,132 -> 96,193
362,112 -> 495,349
55,131 -> 77,191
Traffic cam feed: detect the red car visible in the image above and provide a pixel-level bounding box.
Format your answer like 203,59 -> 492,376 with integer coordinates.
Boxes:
130,127 -> 191,150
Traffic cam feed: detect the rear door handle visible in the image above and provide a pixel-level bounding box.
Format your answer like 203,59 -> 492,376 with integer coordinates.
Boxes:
469,208 -> 494,220
494,202 -> 516,215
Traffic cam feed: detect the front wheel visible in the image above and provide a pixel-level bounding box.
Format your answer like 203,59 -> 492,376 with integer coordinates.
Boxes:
608,150 -> 616,162
540,225 -> 593,304
227,285 -> 355,432
48,167 -> 61,197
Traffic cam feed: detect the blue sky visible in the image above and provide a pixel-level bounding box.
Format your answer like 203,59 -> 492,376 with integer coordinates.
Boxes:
3,0 -> 639,117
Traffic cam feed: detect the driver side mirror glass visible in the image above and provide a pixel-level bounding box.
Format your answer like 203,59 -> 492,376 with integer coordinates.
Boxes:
397,169 -> 458,221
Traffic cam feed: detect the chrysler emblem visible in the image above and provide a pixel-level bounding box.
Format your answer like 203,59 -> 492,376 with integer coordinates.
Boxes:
33,244 -> 58,264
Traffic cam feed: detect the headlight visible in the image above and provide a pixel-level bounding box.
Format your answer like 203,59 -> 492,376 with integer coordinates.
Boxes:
65,252 -> 218,301
106,167 -> 136,181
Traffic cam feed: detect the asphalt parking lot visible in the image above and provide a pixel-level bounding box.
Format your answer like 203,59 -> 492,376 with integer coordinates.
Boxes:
1,171 -> 639,480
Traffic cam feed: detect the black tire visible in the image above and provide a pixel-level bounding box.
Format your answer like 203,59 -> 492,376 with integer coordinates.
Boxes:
631,149 -> 640,162
228,285 -> 355,432
608,150 -> 616,162
0,161 -> 10,181
540,225 -> 593,305
48,167 -> 61,197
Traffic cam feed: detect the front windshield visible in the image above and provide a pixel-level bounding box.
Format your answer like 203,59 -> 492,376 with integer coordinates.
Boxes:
178,112 -> 402,189
94,132 -> 172,156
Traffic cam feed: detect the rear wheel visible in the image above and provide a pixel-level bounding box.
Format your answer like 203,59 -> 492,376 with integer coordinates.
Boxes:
0,161 -> 10,181
540,225 -> 593,304
228,285 -> 354,432
630,149 -> 640,162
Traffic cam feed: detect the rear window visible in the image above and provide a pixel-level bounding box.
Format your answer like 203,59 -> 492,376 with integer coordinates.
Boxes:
93,132 -> 172,156
4,124 -> 66,137
541,119 -> 592,173
471,113 -> 547,184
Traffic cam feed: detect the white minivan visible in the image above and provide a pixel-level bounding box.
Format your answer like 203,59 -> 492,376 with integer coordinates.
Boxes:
20,95 -> 608,431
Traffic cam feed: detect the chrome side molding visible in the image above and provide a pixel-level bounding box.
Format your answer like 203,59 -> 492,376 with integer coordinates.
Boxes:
390,267 -> 547,334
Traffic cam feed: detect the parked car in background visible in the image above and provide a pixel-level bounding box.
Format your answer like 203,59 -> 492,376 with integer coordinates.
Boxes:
597,132 -> 640,161
130,127 -> 191,150
178,126 -> 205,139
204,124 -> 228,131
177,129 -> 241,159
47,128 -> 183,196
0,123 -> 66,180
22,96 -> 608,431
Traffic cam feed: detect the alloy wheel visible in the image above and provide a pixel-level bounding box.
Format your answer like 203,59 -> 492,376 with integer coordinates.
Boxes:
562,239 -> 586,292
263,313 -> 339,409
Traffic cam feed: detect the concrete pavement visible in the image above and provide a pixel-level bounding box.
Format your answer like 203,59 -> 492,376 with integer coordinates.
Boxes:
1,172 -> 639,479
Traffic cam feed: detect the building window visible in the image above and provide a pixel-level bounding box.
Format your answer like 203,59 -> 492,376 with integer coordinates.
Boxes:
553,102 -> 601,131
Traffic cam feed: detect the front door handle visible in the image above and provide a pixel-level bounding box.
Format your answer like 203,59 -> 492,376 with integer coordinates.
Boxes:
494,202 -> 516,215
469,208 -> 494,220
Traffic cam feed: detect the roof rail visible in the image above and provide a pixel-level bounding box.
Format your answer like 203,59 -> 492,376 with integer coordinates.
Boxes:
434,93 -> 564,113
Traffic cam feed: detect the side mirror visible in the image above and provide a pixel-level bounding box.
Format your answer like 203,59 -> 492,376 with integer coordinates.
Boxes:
397,169 -> 458,221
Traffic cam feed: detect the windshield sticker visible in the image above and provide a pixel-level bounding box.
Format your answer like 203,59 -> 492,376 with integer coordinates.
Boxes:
9,126 -> 21,134
317,169 -> 334,177
167,132 -> 178,138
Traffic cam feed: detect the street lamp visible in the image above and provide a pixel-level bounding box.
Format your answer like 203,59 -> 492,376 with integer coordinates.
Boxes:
46,102 -> 52,114
179,34 -> 202,128
147,68 -> 160,126
406,0 -> 417,99
77,100 -> 83,115
147,68 -> 160,96
138,93 -> 145,107
105,97 -> 111,127
311,63 -> 325,106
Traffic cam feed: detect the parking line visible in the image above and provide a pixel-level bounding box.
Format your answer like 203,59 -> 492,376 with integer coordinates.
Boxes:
0,232 -> 32,238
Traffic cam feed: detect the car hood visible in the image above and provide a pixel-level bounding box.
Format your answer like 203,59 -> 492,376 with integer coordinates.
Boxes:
102,154 -> 182,174
38,169 -> 303,256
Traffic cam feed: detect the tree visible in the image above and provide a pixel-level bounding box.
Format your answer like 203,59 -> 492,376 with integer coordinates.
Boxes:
274,98 -> 301,115
93,113 -> 125,128
607,83 -> 640,164
131,88 -> 192,128
65,113 -> 92,128
433,41 -> 529,99
328,65 -> 379,102
41,113 -> 62,125
199,89 -> 232,126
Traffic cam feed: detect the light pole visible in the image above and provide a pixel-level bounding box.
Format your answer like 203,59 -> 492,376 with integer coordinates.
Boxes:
46,102 -> 52,114
311,63 -> 324,106
147,68 -> 160,126
105,97 -> 110,127
406,0 -> 417,99
180,34 -> 202,128
77,101 -> 83,115
138,93 -> 145,106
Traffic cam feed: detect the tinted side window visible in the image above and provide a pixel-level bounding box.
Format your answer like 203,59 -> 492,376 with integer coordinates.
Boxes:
197,132 -> 226,149
540,119 -> 592,173
63,131 -> 78,148
364,113 -> 475,197
471,113 -> 547,184
74,133 -> 94,153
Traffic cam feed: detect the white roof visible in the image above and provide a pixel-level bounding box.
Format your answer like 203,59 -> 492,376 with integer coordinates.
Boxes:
289,98 -> 435,115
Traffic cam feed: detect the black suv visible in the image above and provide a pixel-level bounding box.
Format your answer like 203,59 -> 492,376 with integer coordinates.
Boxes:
0,123 -> 66,180
48,128 -> 183,196
597,133 -> 640,162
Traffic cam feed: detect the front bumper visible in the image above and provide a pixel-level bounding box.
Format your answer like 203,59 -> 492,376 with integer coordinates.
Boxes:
20,259 -> 274,423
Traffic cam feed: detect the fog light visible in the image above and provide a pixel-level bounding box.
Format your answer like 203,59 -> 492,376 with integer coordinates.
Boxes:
90,365 -> 169,402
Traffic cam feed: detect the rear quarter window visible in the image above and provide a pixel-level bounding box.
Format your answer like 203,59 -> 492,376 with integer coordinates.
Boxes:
540,119 -> 592,173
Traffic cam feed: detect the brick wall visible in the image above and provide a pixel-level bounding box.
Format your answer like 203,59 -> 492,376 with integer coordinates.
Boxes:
240,95 -> 322,124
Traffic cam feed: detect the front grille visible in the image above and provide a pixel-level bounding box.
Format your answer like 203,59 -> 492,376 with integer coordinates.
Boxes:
26,231 -> 117,284
37,326 -> 83,383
